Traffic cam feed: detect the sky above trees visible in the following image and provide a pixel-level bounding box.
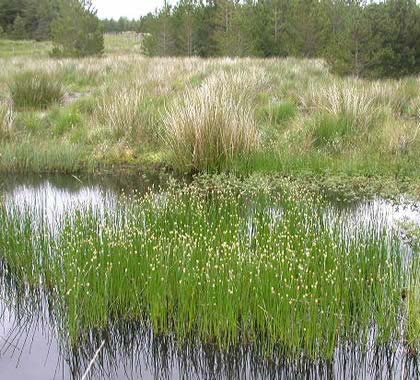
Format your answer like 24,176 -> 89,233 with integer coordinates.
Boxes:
93,0 -> 176,19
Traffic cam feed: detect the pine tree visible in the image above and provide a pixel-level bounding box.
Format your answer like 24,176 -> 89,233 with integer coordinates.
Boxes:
173,0 -> 196,56
211,0 -> 251,56
139,0 -> 420,77
143,1 -> 175,56
50,0 -> 104,57
288,0 -> 328,57
12,15 -> 26,40
379,0 -> 420,76
325,1 -> 372,77
24,0 -> 59,41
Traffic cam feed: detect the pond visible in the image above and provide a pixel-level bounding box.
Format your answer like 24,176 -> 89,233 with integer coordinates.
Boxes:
0,174 -> 419,379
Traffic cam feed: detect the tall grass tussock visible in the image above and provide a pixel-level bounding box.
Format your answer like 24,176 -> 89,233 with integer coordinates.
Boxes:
95,86 -> 144,139
164,72 -> 260,171
300,82 -> 379,131
9,70 -> 64,109
0,99 -> 14,139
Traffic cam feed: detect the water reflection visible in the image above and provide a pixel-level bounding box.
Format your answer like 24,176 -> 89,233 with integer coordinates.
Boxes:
1,298 -> 419,379
0,175 -> 419,379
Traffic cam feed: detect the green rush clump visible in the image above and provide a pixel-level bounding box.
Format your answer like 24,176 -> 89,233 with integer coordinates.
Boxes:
0,179 -> 409,359
9,71 -> 64,110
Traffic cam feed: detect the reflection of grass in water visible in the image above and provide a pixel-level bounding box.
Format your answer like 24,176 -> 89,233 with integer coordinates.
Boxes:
407,236 -> 420,351
0,178 -> 410,360
3,306 -> 417,379
398,221 -> 420,352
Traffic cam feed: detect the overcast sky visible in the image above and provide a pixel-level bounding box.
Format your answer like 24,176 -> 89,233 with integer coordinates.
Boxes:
93,0 -> 176,19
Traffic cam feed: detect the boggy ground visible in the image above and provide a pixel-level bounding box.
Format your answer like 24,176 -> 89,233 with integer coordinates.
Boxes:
0,39 -> 419,180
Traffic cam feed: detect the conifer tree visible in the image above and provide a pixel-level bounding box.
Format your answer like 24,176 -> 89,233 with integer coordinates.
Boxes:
50,0 -> 104,57
12,15 -> 26,40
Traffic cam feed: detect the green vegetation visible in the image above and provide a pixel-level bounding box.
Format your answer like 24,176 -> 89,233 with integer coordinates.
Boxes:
0,139 -> 85,173
408,256 -> 420,351
50,0 -> 104,57
0,177 -> 412,358
0,39 -> 51,58
9,71 -> 64,109
2,1 -> 420,77
164,71 -> 260,171
0,0 -> 103,58
405,225 -> 420,352
104,33 -> 144,55
0,52 -> 418,176
0,1 -> 418,373
138,0 -> 420,78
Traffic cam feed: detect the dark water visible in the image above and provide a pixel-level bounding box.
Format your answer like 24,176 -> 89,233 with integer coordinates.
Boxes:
0,174 -> 419,380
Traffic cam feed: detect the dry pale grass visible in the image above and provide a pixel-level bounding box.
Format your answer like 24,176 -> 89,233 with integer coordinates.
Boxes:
1,53 -> 418,173
164,72 -> 260,171
0,99 -> 14,138
409,96 -> 420,120
367,80 -> 420,117
206,67 -> 269,101
300,81 -> 378,130
94,85 -> 144,139
380,117 -> 420,156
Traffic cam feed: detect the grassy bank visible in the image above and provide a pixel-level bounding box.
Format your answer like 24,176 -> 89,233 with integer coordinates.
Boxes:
0,39 -> 419,178
0,177 -> 413,359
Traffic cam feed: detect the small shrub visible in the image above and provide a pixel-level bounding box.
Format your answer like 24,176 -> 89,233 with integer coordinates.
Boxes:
10,71 -> 64,109
164,75 -> 260,172
0,99 -> 14,139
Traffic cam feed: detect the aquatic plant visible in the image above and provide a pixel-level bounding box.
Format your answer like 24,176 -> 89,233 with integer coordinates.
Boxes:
406,228 -> 420,351
0,178 -> 410,360
408,257 -> 420,351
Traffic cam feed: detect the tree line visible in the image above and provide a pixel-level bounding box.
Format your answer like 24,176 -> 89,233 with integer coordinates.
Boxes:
138,0 -> 420,77
1,0 -> 419,77
0,0 -> 103,56
0,0 -> 58,41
